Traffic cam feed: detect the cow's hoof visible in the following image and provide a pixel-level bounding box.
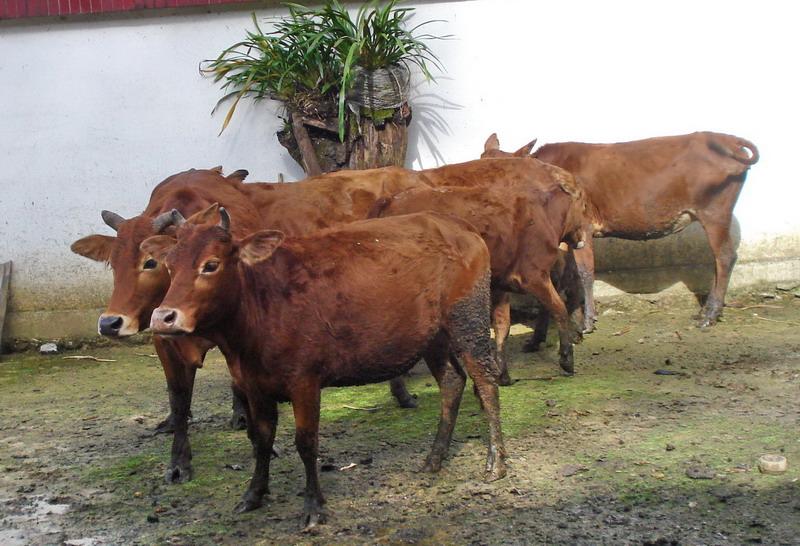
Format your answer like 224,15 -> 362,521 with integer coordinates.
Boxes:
165,464 -> 193,484
396,395 -> 418,409
497,371 -> 513,386
696,315 -> 717,329
484,455 -> 507,483
229,412 -> 247,431
233,496 -> 262,514
301,508 -> 326,532
559,361 -> 575,376
421,456 -> 443,473
582,321 -> 596,335
153,416 -> 175,435
521,339 -> 543,353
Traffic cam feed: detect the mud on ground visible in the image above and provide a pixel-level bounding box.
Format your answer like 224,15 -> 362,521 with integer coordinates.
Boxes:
1,288 -> 799,545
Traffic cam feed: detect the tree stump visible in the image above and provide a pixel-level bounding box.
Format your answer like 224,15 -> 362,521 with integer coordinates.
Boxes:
277,103 -> 411,174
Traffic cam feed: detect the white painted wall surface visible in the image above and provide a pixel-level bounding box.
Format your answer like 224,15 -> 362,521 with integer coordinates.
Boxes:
1,0 -> 799,337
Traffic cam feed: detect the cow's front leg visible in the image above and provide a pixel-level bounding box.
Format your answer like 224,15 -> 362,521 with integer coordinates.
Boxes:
522,272 -> 581,376
154,336 -> 197,484
292,388 -> 325,530
234,397 -> 278,513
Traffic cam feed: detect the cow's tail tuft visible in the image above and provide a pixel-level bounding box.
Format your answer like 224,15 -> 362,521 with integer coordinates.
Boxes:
708,136 -> 759,166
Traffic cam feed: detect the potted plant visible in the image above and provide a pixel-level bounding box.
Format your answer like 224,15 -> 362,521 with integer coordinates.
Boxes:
202,1 -> 444,174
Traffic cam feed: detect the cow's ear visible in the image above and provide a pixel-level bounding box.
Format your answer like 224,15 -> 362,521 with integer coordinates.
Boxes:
187,203 -> 220,226
239,230 -> 285,265
514,138 -> 537,157
227,169 -> 249,182
71,235 -> 115,262
483,133 -> 500,152
140,235 -> 176,261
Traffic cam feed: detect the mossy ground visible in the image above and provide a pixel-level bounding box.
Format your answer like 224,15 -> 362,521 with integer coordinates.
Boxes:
1,288 -> 799,545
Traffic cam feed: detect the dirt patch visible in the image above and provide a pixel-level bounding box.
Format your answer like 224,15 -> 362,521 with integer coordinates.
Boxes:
1,288 -> 799,545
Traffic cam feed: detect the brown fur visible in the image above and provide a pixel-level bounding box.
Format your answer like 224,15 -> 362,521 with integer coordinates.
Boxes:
371,182 -> 586,377
483,132 -> 759,329
148,212 -> 507,526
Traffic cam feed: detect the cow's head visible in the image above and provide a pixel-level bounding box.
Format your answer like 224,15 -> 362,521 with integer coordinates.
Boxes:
71,210 -> 177,337
481,133 -> 537,159
146,209 -> 284,336
70,167 -> 246,337
551,169 -> 589,250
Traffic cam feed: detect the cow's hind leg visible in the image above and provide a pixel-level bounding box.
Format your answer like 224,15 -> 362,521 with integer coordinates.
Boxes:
449,272 -> 507,482
230,386 -> 248,430
524,307 -> 550,353
697,210 -> 738,328
421,335 -> 466,473
491,290 -> 513,385
234,396 -> 278,513
573,240 -> 597,333
388,377 -> 418,409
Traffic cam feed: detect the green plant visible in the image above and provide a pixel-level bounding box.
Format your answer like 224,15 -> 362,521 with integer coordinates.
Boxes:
202,1 -> 445,140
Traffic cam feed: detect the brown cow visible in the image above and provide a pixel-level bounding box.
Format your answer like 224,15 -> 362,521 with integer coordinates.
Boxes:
71,168 -> 425,482
71,167 -> 259,483
145,210 -> 507,528
483,132 -> 759,330
370,179 -> 587,377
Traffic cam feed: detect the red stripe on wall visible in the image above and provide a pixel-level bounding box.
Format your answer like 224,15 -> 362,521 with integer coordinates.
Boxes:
1,0 -> 251,18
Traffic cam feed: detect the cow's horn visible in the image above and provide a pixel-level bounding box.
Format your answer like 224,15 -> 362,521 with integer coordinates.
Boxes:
219,207 -> 230,232
101,210 -> 126,232
152,209 -> 186,232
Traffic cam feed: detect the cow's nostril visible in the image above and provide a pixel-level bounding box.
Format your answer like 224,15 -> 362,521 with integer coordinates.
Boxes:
99,315 -> 124,335
163,310 -> 177,324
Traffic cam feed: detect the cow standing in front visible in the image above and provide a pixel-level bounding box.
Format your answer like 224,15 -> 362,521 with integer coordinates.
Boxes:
483,132 -> 759,330
145,210 -> 507,528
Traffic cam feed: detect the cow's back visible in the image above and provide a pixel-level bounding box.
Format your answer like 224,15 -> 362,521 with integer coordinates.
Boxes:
253,212 -> 489,381
534,132 -> 757,237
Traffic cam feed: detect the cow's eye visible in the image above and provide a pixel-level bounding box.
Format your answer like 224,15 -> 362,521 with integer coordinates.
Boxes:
202,261 -> 219,274
143,258 -> 158,270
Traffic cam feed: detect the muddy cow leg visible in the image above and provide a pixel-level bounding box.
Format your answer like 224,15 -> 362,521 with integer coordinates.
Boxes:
421,335 -> 467,473
449,273 -> 507,482
234,396 -> 278,513
388,377 -> 417,409
522,271 -> 581,376
490,290 -> 513,385
573,239 -> 597,334
697,209 -> 738,328
230,386 -> 248,430
292,387 -> 326,530
153,336 -> 197,484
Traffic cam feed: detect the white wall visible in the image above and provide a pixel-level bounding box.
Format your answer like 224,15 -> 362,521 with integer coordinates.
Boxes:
1,0 -> 799,331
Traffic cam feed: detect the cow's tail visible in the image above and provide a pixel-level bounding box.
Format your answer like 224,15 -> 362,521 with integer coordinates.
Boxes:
708,136 -> 759,166
368,197 -> 391,219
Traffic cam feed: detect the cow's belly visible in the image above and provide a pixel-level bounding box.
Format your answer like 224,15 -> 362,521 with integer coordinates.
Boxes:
321,325 -> 441,388
596,210 -> 696,241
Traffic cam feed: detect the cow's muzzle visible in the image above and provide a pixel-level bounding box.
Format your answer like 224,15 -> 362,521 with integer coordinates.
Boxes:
150,307 -> 192,335
98,314 -> 138,337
